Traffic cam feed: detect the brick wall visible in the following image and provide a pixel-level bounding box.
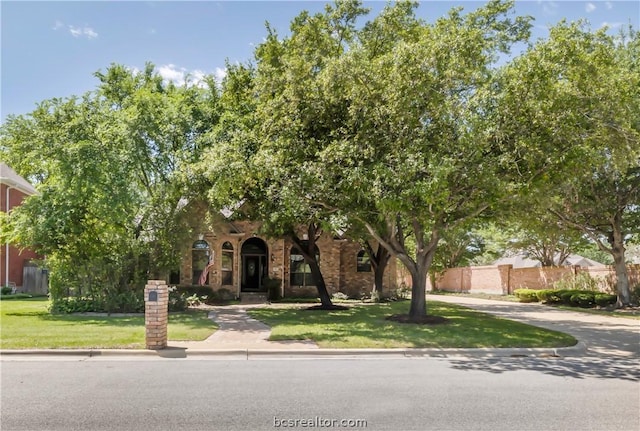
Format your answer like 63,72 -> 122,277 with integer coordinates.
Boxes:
430,264 -> 640,293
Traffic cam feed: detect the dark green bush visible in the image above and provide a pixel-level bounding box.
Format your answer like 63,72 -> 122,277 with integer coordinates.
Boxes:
514,289 -> 540,303
1,286 -> 13,295
594,293 -> 617,307
570,292 -> 595,308
558,289 -> 585,305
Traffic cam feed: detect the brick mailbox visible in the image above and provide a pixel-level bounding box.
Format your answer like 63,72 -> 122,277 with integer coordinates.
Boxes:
144,280 -> 168,350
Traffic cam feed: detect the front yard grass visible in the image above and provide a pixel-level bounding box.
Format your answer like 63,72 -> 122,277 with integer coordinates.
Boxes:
0,298 -> 217,349
249,300 -> 577,348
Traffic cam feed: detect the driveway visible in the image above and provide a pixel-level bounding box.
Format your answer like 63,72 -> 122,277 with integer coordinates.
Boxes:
428,294 -> 640,357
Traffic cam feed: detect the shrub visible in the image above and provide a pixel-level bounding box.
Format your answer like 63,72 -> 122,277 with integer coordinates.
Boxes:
558,289 -> 585,305
514,289 -> 540,303
535,289 -> 557,303
331,292 -> 349,301
594,293 -> 617,307
168,286 -> 188,311
1,286 -> 13,295
570,292 -> 595,308
552,272 -> 599,292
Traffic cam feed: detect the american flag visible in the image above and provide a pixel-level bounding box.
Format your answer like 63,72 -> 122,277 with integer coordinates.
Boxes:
198,257 -> 215,286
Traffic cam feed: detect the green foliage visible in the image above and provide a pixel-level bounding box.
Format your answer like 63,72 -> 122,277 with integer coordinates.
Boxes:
1,286 -> 13,295
569,292 -> 595,308
552,272 -> 600,292
513,289 -> 540,303
1,63 -> 221,308
594,293 -> 618,307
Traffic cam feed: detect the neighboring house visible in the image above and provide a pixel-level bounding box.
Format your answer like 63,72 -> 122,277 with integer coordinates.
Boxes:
0,163 -> 43,290
177,217 -> 398,300
493,252 -> 605,268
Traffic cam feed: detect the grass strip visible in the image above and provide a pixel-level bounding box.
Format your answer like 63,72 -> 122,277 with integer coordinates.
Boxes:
0,298 -> 217,349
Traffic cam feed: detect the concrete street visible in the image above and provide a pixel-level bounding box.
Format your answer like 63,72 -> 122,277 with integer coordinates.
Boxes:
2,296 -> 639,430
2,356 -> 639,431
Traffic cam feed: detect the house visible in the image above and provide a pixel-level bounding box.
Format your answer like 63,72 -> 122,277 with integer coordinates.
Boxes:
0,163 -> 44,291
492,252 -> 605,268
176,218 -> 398,300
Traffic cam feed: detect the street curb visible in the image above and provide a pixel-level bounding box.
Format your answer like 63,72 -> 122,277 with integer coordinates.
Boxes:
0,341 -> 587,359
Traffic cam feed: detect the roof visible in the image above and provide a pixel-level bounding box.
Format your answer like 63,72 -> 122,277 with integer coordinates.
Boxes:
493,252 -> 605,268
0,163 -> 37,195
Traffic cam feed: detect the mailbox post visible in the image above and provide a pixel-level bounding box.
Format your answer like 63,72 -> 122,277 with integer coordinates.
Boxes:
144,280 -> 168,349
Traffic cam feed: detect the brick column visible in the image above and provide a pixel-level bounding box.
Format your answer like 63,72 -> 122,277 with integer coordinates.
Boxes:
497,264 -> 513,295
145,280 -> 168,350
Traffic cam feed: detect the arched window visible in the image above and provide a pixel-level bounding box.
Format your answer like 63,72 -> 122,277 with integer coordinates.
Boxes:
290,243 -> 319,287
357,250 -> 372,272
221,241 -> 234,286
192,240 -> 211,285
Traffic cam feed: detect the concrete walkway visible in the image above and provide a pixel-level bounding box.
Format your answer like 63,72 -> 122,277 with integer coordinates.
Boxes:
428,294 -> 640,358
169,305 -> 318,350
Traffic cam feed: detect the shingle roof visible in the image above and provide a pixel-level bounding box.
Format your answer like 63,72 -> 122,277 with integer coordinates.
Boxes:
0,163 -> 37,195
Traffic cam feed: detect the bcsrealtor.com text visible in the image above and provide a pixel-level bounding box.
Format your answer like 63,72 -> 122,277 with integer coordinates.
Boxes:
274,416 -> 367,428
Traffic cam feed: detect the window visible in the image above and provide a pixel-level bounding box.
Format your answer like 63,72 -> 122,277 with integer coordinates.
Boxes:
192,240 -> 211,285
356,250 -> 372,272
290,244 -> 319,287
221,241 -> 234,286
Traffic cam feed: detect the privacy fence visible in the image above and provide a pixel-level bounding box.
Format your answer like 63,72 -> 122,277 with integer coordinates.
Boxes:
426,264 -> 640,294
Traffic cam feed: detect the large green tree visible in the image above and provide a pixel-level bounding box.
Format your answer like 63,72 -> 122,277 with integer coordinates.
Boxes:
218,0 -> 533,320
496,23 -> 640,305
1,64 -> 219,309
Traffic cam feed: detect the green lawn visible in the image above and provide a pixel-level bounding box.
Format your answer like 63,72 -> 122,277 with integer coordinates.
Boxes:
249,301 -> 577,348
0,298 -> 217,349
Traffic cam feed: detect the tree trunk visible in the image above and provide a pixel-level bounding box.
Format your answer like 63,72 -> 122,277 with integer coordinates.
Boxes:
610,225 -> 631,307
408,266 -> 428,319
372,246 -> 390,295
308,258 -> 333,308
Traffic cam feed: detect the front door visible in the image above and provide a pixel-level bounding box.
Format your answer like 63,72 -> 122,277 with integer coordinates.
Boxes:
243,256 -> 261,290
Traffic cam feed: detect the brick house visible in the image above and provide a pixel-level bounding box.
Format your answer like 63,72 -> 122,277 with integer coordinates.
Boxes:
177,218 -> 398,300
0,163 -> 42,290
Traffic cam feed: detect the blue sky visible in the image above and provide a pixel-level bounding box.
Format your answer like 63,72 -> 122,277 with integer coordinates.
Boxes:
2,1 -> 639,122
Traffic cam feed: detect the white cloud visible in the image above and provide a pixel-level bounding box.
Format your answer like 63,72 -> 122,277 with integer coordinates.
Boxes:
600,21 -> 624,30
156,64 -> 226,88
158,64 -> 187,85
68,25 -> 98,39
605,1 -> 613,10
537,1 -> 559,15
52,20 -> 64,30
586,3 -> 597,13
214,67 -> 227,83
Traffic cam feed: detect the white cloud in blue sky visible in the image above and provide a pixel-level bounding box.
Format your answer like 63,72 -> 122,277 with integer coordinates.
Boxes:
537,1 -> 559,15
52,20 -> 98,39
69,25 -> 98,39
586,3 -> 597,13
605,2 -> 614,10
156,64 -> 226,88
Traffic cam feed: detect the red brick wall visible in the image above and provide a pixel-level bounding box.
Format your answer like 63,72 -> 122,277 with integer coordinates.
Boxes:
0,184 -> 42,288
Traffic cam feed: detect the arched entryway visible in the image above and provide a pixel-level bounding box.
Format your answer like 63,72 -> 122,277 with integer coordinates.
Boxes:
241,237 -> 268,292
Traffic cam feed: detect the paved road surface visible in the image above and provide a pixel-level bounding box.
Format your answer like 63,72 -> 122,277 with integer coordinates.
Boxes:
2,357 -> 639,431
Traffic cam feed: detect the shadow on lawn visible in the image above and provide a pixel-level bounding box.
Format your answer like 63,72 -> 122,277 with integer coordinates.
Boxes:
447,356 -> 640,382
